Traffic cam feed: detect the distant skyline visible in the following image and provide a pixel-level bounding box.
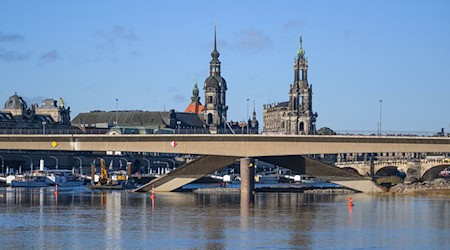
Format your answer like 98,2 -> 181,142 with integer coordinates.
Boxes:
0,0 -> 449,133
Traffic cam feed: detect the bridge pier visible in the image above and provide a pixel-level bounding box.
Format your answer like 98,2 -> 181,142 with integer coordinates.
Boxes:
240,157 -> 254,194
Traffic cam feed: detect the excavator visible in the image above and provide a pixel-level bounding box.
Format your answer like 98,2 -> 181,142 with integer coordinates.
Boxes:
98,158 -> 108,185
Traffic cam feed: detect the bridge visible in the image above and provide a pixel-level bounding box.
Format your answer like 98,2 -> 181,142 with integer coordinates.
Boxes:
1,134 -> 449,193
1,134 -> 449,156
336,158 -> 450,181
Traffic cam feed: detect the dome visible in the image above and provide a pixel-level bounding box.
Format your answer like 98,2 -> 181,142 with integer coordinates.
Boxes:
4,92 -> 27,110
204,75 -> 227,89
205,76 -> 219,88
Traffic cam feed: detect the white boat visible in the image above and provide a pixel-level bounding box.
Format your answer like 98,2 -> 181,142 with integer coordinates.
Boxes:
294,175 -> 325,184
10,170 -> 84,187
10,174 -> 48,187
45,170 -> 85,187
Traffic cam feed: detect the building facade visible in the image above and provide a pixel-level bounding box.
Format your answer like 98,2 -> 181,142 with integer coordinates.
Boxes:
1,92 -> 71,130
263,35 -> 317,135
203,26 -> 228,134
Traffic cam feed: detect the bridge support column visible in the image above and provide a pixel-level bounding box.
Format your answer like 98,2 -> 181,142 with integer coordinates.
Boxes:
240,158 -> 254,194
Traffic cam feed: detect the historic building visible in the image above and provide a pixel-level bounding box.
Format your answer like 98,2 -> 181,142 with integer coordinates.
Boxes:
263,35 -> 317,135
203,26 -> 228,134
184,82 -> 204,115
184,26 -> 258,134
73,26 -> 258,135
0,92 -> 71,130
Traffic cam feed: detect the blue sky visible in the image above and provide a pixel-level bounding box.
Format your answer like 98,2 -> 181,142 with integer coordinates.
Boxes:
0,0 -> 449,133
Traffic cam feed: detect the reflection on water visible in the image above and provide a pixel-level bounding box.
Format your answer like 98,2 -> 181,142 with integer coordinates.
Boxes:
1,187 -> 450,249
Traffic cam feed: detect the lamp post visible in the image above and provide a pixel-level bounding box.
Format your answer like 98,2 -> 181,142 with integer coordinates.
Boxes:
74,156 -> 82,174
115,98 -> 119,126
42,121 -> 47,134
154,160 -> 170,174
246,98 -> 250,134
142,158 -> 151,175
119,157 -> 128,169
49,156 -> 58,169
379,99 -> 383,135
177,121 -> 181,134
0,155 -> 4,175
164,158 -> 176,169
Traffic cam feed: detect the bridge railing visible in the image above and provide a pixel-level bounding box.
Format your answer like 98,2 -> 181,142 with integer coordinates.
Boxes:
0,128 -> 446,137
335,130 -> 445,137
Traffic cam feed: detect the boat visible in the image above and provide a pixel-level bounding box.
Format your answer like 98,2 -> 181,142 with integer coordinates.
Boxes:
45,170 -> 85,187
10,170 -> 84,187
10,173 -> 48,187
294,175 -> 325,184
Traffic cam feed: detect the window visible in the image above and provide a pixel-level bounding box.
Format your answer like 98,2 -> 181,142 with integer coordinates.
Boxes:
208,96 -> 213,104
207,113 -> 213,124
299,122 -> 304,131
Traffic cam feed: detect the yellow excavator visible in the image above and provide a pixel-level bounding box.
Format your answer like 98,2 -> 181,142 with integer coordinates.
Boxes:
99,158 -> 108,185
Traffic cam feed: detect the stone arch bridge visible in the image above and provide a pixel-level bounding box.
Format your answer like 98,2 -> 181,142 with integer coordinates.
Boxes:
335,159 -> 450,181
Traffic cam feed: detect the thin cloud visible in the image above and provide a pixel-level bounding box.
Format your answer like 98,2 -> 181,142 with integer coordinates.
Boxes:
39,50 -> 60,63
233,28 -> 271,54
0,32 -> 24,42
173,94 -> 185,103
282,20 -> 308,30
0,49 -> 29,62
96,25 -> 138,41
95,25 -> 140,60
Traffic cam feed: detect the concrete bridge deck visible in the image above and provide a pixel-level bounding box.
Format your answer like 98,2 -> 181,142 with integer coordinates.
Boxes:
0,134 -> 449,157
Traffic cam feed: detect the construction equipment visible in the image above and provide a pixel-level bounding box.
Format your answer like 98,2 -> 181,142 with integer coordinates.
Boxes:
99,158 -> 108,185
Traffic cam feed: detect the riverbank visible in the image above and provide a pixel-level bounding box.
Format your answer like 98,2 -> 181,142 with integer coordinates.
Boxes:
389,178 -> 450,196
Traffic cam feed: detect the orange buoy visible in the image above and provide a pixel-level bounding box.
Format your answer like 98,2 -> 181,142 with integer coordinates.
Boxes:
54,183 -> 59,195
347,197 -> 353,207
151,184 -> 156,199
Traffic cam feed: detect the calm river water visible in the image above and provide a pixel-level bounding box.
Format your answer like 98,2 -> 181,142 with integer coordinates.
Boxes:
1,187 -> 450,249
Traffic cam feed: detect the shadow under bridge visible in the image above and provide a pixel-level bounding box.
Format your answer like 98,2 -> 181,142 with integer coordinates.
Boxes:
134,155 -> 383,193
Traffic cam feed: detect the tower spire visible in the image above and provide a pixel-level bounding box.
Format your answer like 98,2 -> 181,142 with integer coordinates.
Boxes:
300,34 -> 303,49
214,20 -> 217,52
211,21 -> 220,59
297,33 -> 305,56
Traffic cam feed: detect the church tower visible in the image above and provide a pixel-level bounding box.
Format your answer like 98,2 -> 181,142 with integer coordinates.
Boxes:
203,25 -> 227,133
263,34 -> 317,135
288,35 -> 317,134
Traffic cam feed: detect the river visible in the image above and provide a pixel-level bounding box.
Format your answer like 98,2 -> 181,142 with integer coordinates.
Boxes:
0,187 -> 449,249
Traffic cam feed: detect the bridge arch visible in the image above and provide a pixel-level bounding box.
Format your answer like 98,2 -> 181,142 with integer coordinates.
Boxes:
375,166 -> 402,177
341,167 -> 362,175
421,164 -> 450,181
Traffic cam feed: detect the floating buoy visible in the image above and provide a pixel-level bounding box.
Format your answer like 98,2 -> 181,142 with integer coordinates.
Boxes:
347,197 -> 353,207
151,184 -> 155,199
54,183 -> 59,195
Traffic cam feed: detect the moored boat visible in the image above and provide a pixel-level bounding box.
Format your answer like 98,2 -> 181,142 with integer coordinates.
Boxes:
10,170 -> 85,187
11,174 -> 48,187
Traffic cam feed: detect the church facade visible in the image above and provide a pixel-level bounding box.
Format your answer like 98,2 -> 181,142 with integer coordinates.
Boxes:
263,36 -> 317,135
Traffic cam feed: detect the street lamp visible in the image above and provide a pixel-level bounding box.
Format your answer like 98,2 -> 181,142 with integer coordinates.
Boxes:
154,160 -> 170,174
0,155 -> 4,175
115,98 -> 119,126
74,156 -> 82,174
246,98 -> 250,134
142,158 -> 151,175
49,156 -> 58,169
119,157 -> 128,169
379,100 -> 383,135
164,158 -> 176,169
42,121 -> 47,134
24,156 -> 33,173
177,121 -> 181,134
